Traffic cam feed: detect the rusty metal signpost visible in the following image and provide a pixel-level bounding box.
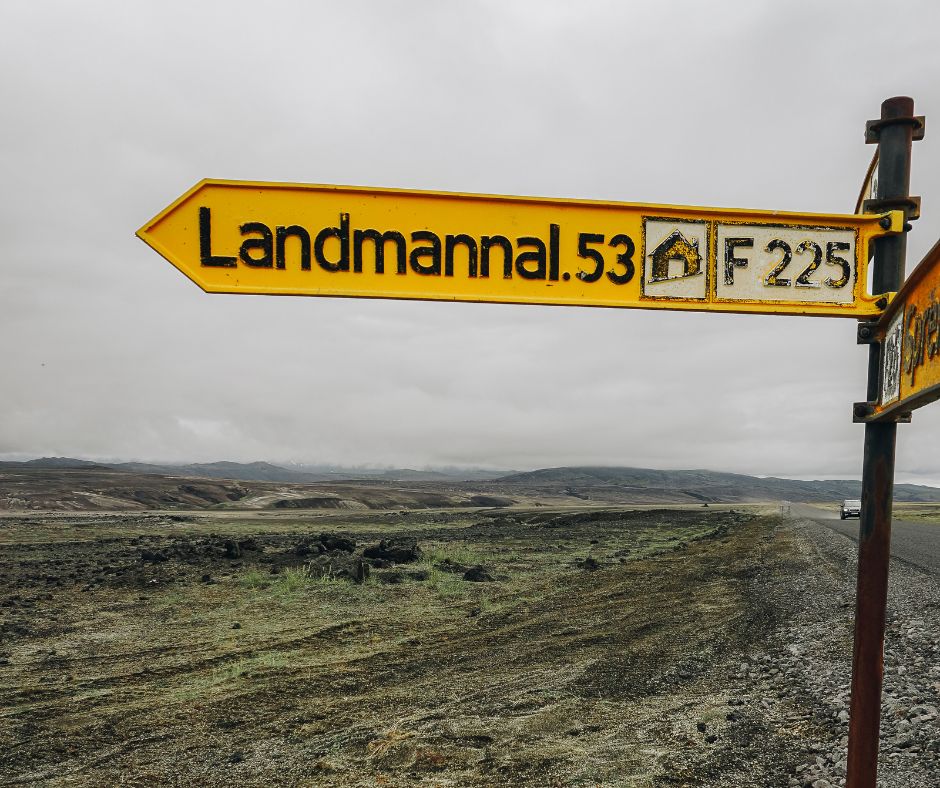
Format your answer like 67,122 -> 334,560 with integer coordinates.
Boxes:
137,97 -> 933,787
848,97 -> 927,788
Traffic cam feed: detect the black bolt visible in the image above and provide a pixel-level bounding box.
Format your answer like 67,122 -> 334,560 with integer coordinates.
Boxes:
880,216 -> 892,229
904,222 -> 913,232
859,325 -> 872,339
854,403 -> 873,418
876,297 -> 889,309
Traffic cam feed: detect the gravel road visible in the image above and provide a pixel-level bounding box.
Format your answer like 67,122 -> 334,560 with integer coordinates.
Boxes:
757,509 -> 940,787
793,502 -> 940,576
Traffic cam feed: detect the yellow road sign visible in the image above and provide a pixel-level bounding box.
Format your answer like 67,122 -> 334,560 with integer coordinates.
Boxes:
137,180 -> 903,318
864,238 -> 940,421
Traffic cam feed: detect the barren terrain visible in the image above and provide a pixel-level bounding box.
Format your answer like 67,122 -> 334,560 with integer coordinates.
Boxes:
0,502 -> 836,786
2,479 -> 939,786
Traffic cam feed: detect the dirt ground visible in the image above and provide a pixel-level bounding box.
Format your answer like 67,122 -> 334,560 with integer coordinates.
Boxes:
0,504 -> 821,786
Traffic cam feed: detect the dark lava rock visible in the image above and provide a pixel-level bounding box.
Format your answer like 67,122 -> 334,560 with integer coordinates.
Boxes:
231,622 -> 241,630
434,558 -> 469,575
575,557 -> 602,571
319,533 -> 356,553
140,549 -> 169,563
363,537 -> 421,565
296,533 -> 355,557
237,538 -> 261,552
222,540 -> 241,560
406,570 -> 429,581
463,566 -> 495,582
376,570 -> 405,584
306,555 -> 370,584
200,574 -> 214,584
229,750 -> 245,764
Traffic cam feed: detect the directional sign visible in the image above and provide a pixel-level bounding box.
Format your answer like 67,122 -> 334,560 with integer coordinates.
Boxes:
137,180 -> 902,318
863,238 -> 940,421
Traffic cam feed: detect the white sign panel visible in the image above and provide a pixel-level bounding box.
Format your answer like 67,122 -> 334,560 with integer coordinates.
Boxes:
714,224 -> 857,304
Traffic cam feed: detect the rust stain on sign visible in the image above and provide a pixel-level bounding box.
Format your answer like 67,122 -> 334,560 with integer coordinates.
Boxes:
137,179 -> 902,318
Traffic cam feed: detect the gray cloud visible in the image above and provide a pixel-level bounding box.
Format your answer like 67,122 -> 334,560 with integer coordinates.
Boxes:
1,0 -> 938,483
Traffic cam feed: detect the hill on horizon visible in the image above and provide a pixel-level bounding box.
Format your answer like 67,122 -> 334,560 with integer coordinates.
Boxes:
492,465 -> 940,504
3,459 -> 940,506
0,457 -> 509,483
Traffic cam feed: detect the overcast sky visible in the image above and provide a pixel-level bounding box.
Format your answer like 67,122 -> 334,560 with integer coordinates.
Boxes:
2,0 -> 939,483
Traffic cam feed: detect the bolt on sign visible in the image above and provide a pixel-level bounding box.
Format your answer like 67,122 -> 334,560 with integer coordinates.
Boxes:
858,238 -> 940,422
137,180 -> 903,318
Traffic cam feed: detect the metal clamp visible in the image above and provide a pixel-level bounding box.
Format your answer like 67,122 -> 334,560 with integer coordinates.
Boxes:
862,195 -> 921,221
865,114 -> 925,144
853,402 -> 913,424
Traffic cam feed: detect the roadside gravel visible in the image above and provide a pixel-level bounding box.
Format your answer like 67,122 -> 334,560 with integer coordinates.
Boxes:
724,515 -> 940,788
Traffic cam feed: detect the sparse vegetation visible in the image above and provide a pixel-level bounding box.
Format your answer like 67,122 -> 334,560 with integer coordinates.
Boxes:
894,503 -> 940,524
0,501 -> 805,785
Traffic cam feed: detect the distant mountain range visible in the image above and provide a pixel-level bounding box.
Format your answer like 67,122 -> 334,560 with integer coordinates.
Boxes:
0,457 -> 507,483
492,466 -> 940,504
3,458 -> 939,504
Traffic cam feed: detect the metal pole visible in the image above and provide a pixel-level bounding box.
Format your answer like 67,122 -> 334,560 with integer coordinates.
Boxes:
846,96 -> 916,788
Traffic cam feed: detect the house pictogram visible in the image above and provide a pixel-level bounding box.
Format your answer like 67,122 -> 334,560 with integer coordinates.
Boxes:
647,230 -> 702,283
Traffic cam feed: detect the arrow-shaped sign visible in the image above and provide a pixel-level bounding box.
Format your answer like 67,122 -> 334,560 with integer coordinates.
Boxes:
138,179 -> 902,318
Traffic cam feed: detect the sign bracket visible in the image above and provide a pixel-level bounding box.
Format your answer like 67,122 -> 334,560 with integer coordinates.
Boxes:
865,114 -> 925,144
862,195 -> 921,222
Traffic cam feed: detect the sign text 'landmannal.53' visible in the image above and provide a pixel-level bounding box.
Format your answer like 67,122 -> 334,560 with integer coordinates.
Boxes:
137,180 -> 903,318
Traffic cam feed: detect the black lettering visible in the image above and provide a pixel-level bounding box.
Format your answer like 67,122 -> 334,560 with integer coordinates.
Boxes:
926,302 -> 940,360
314,213 -> 350,272
239,222 -> 274,268
911,309 -> 926,382
577,233 -> 605,283
354,229 -> 406,274
824,241 -> 851,288
445,234 -> 478,277
794,241 -> 822,287
607,234 -> 635,285
548,224 -> 560,281
199,207 -> 237,268
481,235 -> 513,279
410,231 -> 442,275
763,239 -> 792,287
724,237 -> 753,285
515,236 -> 547,280
903,306 -> 917,377
275,226 -> 311,271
